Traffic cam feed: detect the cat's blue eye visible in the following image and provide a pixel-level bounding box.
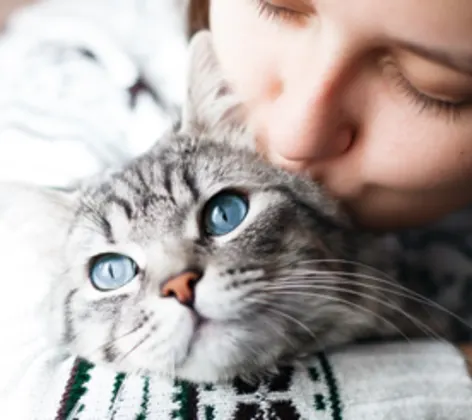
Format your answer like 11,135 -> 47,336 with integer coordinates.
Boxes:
203,191 -> 249,236
89,253 -> 138,291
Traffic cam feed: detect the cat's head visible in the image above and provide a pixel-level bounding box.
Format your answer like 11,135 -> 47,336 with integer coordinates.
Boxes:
3,31 -> 393,383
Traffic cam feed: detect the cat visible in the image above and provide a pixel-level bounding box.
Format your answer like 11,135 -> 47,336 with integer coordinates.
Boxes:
0,31 -> 458,389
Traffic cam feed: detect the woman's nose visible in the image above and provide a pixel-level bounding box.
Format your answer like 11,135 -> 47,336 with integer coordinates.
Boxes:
261,56 -> 357,172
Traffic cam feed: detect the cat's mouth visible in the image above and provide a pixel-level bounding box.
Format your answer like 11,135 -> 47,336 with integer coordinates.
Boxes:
192,311 -> 209,331
181,309 -> 210,354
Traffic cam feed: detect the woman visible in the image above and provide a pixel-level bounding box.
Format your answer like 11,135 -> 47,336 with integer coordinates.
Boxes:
188,0 -> 472,411
0,0 -> 471,418
189,0 -> 472,230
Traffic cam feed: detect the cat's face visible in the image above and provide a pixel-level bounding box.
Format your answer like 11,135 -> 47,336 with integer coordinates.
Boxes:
20,32 -> 394,383
57,131 -> 379,382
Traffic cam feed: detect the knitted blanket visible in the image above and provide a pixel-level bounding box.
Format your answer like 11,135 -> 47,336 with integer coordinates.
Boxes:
6,341 -> 468,420
56,354 -> 340,420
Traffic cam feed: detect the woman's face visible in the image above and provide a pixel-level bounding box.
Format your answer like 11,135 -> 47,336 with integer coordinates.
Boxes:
209,0 -> 472,229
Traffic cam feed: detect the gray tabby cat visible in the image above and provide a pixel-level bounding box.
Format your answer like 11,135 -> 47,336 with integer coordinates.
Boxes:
0,31 -> 459,385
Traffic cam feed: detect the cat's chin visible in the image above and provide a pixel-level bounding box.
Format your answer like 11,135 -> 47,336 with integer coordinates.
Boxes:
75,311 -> 269,383
168,320 -> 283,383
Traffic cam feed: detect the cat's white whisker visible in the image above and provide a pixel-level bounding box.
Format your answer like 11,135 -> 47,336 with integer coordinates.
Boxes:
269,270 -> 472,332
289,258 -> 395,278
244,296 -> 301,350
263,289 -> 411,343
266,284 -> 444,343
263,305 -> 316,340
85,323 -> 146,360
118,333 -> 152,365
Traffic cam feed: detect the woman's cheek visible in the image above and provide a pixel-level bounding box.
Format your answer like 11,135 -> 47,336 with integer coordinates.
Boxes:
361,99 -> 472,192
211,0 -> 283,106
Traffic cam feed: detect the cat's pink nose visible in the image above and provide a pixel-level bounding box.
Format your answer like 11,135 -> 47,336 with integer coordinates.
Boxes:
161,270 -> 201,307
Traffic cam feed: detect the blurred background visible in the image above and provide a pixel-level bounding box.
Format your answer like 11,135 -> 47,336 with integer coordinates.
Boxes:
0,0 -> 33,27
0,0 -> 189,187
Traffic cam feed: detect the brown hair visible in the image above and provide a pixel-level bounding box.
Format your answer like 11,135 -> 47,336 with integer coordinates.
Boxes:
187,0 -> 210,39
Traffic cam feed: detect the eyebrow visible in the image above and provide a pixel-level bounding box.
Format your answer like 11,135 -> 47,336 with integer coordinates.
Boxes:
397,41 -> 472,76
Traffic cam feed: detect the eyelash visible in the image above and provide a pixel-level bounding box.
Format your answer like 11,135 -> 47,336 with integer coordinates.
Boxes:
253,0 -> 300,21
388,64 -> 469,119
253,0 -> 470,119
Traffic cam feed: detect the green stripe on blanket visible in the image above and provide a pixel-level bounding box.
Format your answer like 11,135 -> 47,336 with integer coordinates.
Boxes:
56,354 -> 343,420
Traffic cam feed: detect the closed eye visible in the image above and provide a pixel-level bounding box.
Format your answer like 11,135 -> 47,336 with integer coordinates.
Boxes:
252,0 -> 312,23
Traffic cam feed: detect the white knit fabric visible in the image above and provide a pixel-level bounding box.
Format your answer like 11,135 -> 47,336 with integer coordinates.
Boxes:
4,341 -> 472,419
333,342 -> 472,419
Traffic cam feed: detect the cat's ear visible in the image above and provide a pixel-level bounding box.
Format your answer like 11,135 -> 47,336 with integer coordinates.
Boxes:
180,30 -> 254,148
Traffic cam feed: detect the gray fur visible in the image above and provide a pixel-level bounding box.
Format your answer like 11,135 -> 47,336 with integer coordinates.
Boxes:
1,31 -> 463,383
